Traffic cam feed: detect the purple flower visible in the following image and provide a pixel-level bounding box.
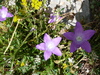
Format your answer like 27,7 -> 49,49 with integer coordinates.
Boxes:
63,22 -> 95,52
48,14 -> 61,23
0,6 -> 13,21
36,33 -> 62,60
30,27 -> 36,31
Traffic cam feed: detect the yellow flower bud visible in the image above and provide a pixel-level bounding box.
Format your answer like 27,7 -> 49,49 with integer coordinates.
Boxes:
21,62 -> 25,67
62,63 -> 68,69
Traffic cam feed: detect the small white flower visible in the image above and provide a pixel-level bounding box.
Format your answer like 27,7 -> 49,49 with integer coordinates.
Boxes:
68,58 -> 74,64
34,55 -> 41,64
30,27 -> 36,31
8,0 -> 16,6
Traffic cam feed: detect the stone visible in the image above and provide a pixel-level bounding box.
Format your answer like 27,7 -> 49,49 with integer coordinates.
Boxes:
47,0 -> 90,27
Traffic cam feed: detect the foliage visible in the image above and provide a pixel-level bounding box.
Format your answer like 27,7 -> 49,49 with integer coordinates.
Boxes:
0,0 -> 99,75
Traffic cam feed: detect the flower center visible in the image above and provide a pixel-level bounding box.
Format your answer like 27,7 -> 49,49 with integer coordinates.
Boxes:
0,11 -> 7,18
46,42 -> 55,51
76,36 -> 82,41
47,43 -> 54,49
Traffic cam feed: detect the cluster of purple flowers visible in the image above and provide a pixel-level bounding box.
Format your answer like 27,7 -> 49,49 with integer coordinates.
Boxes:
0,6 -> 95,61
36,22 -> 95,60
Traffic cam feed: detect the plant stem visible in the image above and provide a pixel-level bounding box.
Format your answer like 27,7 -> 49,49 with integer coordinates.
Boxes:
20,31 -> 33,47
4,20 -> 20,54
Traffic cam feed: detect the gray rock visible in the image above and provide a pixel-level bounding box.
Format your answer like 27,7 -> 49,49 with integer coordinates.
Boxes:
48,0 -> 90,27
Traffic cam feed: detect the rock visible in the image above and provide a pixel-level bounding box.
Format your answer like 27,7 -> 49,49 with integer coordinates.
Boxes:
48,0 -> 90,26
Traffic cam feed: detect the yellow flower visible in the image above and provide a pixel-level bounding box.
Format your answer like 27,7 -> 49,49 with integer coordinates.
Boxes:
21,62 -> 25,67
16,62 -> 19,65
13,15 -> 21,22
16,60 -> 20,65
21,0 -> 27,7
31,0 -> 42,10
62,63 -> 68,69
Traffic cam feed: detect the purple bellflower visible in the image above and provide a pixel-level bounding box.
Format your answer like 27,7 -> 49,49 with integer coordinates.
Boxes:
63,22 -> 95,52
48,14 -> 61,23
0,6 -> 13,21
36,33 -> 62,60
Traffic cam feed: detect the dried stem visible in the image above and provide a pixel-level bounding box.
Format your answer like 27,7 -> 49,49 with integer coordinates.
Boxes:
4,20 -> 20,54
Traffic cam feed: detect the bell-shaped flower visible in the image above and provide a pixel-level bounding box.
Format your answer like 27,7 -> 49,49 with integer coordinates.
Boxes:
63,22 -> 95,52
48,13 -> 61,23
0,6 -> 13,21
36,33 -> 62,60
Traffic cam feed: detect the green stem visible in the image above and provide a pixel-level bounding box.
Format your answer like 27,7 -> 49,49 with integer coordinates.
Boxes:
73,56 -> 86,68
4,20 -> 20,54
20,31 -> 33,48
14,23 -> 49,56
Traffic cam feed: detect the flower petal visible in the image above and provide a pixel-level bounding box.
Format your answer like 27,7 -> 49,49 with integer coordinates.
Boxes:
63,32 -> 74,40
7,13 -> 13,17
74,22 -> 83,33
48,14 -> 56,23
0,7 -> 7,18
36,43 -> 45,50
84,30 -> 95,40
81,41 -> 91,52
70,42 -> 78,52
44,51 -> 52,60
50,14 -> 55,18
44,33 -> 51,42
2,6 -> 8,12
48,19 -> 55,23
52,47 -> 62,56
52,37 -> 62,46
0,18 -> 6,21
